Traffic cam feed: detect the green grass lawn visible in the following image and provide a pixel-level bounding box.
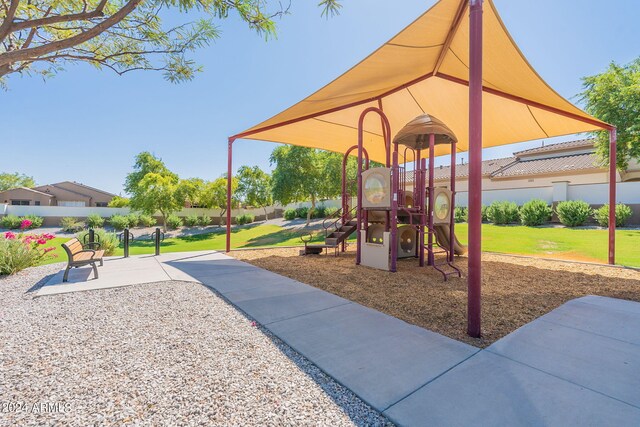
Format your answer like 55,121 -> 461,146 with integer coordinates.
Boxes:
39,223 -> 640,267
453,223 -> 640,267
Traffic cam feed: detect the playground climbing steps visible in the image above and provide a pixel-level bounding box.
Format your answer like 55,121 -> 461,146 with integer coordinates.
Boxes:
302,219 -> 357,255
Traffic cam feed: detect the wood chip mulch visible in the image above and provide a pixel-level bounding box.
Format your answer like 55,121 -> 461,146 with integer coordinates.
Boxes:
231,247 -> 640,348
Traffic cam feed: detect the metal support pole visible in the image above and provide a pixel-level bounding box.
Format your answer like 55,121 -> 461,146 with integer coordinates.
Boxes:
427,134 -> 435,266
449,141 -> 457,262
467,0 -> 483,338
419,158 -> 427,267
356,130 -> 364,265
608,128 -> 617,264
226,137 -> 235,253
123,228 -> 130,258
415,149 -> 422,259
390,150 -> 399,272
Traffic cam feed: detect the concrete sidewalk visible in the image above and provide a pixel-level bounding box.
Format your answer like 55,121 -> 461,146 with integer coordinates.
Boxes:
37,252 -> 640,425
36,251 -> 217,296
165,252 -> 640,426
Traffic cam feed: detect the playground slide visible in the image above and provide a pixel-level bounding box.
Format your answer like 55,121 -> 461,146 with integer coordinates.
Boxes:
433,224 -> 467,256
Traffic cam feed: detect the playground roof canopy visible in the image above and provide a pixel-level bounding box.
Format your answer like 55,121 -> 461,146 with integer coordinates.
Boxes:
231,0 -> 610,164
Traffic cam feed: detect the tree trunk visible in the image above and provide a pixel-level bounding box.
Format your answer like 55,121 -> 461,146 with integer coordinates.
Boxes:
307,196 -> 316,226
219,208 -> 226,228
263,206 -> 268,222
161,212 -> 167,233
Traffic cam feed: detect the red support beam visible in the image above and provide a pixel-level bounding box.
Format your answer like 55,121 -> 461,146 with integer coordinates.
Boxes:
608,128 -> 617,264
436,73 -> 613,131
449,141 -> 457,262
225,137 -> 235,253
427,134 -> 435,266
467,0 -> 483,338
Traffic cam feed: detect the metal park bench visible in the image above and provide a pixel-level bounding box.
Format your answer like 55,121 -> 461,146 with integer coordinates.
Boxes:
61,237 -> 104,282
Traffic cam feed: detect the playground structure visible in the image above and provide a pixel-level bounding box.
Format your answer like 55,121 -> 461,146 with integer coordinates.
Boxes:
302,114 -> 468,281
224,0 -> 618,337
357,112 -> 467,279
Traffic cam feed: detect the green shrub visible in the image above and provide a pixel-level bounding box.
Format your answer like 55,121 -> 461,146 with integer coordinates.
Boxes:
236,214 -> 255,225
126,213 -> 141,228
108,196 -> 130,207
312,205 -> 327,218
76,229 -> 119,256
166,214 -> 183,230
454,207 -> 468,223
184,215 -> 200,227
86,213 -> 105,228
295,207 -> 309,219
284,209 -> 297,220
0,232 -> 56,275
325,207 -> 340,218
593,203 -> 633,227
60,217 -> 85,233
519,199 -> 552,226
486,201 -> 520,225
555,201 -> 592,227
1,215 -> 22,229
109,215 -> 130,231
139,214 -> 157,227
481,205 -> 489,222
198,215 -> 212,226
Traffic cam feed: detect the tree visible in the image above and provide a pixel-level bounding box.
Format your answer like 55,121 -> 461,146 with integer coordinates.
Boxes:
236,165 -> 272,220
0,0 -> 341,87
270,146 -> 334,225
580,58 -> 640,170
176,177 -> 206,208
134,172 -> 183,231
125,151 -> 182,230
107,195 -> 130,207
200,176 -> 237,226
0,171 -> 35,191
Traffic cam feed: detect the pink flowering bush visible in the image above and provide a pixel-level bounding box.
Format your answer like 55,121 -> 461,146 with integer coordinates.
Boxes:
0,231 -> 57,275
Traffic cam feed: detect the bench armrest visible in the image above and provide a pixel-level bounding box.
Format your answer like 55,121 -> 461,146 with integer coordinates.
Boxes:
83,242 -> 102,250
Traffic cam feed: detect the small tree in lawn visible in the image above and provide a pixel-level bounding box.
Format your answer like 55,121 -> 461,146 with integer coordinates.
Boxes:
236,166 -> 272,221
580,58 -> 640,170
0,172 -> 35,191
201,176 -> 238,227
125,152 -> 183,231
133,173 -> 183,231
270,146 -> 333,226
177,178 -> 206,209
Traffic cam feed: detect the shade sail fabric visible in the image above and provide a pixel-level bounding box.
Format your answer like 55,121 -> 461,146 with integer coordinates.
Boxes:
232,0 -> 609,164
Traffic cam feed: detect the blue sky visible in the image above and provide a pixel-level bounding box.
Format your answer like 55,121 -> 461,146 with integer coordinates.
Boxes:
1,0 -> 638,195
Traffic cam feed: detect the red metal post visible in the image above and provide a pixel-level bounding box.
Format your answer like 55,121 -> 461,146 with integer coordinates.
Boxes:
415,149 -> 422,260
419,157 -> 427,267
467,0 -> 483,338
390,149 -> 399,272
449,141 -> 457,262
427,134 -> 435,266
608,128 -> 617,264
226,137 -> 235,252
343,146 -> 369,253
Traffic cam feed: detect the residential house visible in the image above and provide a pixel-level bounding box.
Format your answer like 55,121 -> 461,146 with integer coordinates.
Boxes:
0,181 -> 116,207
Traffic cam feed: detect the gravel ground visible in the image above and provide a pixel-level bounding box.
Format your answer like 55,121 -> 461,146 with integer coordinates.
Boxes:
0,264 -> 391,426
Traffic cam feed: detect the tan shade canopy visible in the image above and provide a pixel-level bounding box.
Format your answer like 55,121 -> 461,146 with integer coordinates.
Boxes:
232,0 -> 610,164
393,114 -> 458,149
